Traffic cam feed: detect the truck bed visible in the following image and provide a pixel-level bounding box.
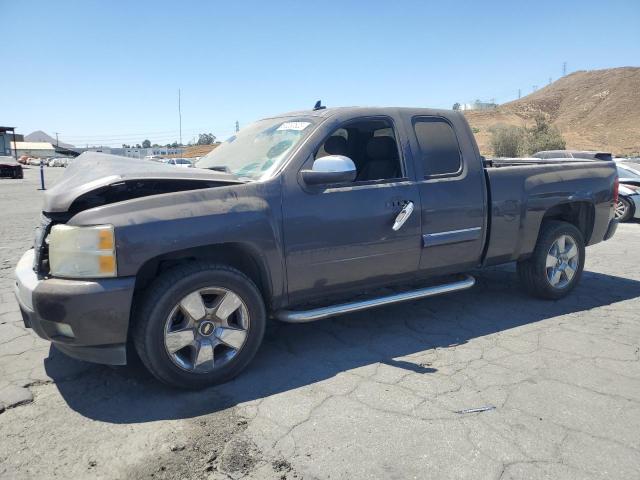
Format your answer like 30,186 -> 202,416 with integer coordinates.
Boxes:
482,159 -> 616,266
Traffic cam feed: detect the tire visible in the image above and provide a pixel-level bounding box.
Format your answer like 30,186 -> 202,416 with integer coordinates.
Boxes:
614,197 -> 633,222
517,220 -> 585,300
132,262 -> 266,389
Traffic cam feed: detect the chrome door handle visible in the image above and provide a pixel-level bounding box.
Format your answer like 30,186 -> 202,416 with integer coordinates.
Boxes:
392,201 -> 414,231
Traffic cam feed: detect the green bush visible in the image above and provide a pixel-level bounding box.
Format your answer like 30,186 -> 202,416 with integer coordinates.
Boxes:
490,125 -> 526,157
490,115 -> 566,157
524,114 -> 566,154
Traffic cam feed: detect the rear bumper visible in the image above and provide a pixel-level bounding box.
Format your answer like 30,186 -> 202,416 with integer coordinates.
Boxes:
14,249 -> 135,365
628,194 -> 640,219
603,218 -> 618,241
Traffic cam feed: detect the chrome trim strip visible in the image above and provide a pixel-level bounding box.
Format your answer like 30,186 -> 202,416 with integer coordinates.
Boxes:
275,275 -> 475,323
423,226 -> 482,248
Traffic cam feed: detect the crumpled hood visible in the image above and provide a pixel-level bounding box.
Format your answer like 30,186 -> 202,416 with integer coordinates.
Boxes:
43,152 -> 241,213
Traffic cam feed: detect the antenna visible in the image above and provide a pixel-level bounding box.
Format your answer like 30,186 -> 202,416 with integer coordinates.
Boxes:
313,100 -> 326,111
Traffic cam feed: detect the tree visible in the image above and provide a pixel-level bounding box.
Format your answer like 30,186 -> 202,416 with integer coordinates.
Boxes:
142,139 -> 151,148
452,102 -> 461,111
490,124 -> 526,157
197,133 -> 216,145
122,143 -> 131,148
524,114 -> 566,154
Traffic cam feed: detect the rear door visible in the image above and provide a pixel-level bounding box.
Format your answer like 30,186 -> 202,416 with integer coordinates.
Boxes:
403,114 -> 487,275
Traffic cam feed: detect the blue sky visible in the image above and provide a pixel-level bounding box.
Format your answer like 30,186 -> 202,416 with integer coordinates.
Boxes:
3,0 -> 639,147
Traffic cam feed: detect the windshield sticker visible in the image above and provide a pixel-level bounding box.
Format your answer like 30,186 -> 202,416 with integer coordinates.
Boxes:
277,121 -> 311,131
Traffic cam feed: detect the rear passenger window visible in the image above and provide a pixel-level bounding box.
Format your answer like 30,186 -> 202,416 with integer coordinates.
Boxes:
413,118 -> 462,177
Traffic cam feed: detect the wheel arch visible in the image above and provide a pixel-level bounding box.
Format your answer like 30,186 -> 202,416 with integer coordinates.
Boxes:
541,201 -> 595,244
133,242 -> 273,309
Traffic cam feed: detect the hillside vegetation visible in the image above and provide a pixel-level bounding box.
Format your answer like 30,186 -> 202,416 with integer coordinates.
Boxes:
465,67 -> 640,156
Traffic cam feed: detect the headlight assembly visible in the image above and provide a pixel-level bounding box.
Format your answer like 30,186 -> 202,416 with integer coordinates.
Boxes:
48,225 -> 117,278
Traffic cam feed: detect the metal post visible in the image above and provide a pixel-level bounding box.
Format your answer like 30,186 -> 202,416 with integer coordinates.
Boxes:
39,162 -> 45,190
12,129 -> 18,161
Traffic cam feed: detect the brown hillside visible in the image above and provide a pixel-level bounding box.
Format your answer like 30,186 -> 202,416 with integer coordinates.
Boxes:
465,67 -> 640,156
165,144 -> 219,159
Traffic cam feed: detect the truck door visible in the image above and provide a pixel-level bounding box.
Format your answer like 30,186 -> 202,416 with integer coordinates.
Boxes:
404,114 -> 487,275
282,116 -> 422,305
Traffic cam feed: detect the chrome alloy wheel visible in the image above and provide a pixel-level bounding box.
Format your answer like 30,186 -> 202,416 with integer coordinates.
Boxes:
614,199 -> 628,220
546,234 -> 579,289
164,287 -> 250,373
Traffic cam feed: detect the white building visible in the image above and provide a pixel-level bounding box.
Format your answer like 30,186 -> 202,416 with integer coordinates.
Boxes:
459,100 -> 497,111
77,146 -> 184,158
11,141 -> 57,158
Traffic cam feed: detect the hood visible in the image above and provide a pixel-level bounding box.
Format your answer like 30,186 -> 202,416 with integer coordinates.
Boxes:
43,152 -> 242,214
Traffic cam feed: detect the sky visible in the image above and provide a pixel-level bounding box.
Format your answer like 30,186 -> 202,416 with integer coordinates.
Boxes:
2,0 -> 639,147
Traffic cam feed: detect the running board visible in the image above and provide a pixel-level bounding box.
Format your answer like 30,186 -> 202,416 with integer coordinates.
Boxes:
275,274 -> 475,323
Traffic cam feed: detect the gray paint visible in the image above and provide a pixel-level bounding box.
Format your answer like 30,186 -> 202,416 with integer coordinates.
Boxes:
16,106 -> 618,364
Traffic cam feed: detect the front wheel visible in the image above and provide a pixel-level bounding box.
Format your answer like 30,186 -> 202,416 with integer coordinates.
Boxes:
132,262 -> 266,389
517,221 -> 585,299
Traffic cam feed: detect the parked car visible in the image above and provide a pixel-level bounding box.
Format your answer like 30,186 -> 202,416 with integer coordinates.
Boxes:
15,107 -> 618,389
533,150 -> 613,161
27,158 -> 41,166
614,161 -> 640,222
167,158 -> 192,168
0,156 -> 24,178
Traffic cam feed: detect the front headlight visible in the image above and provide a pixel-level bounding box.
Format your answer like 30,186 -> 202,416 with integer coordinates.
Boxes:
48,225 -> 117,278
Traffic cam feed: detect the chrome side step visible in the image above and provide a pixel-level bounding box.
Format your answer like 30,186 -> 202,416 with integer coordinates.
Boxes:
275,274 -> 475,323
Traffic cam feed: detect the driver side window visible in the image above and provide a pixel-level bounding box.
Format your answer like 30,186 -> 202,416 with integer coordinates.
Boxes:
314,119 -> 403,182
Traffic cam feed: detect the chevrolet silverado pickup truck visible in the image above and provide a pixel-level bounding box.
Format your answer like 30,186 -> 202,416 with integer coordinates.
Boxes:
14,107 -> 619,389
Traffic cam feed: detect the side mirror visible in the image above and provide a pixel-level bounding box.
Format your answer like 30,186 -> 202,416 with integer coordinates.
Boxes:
301,155 -> 357,185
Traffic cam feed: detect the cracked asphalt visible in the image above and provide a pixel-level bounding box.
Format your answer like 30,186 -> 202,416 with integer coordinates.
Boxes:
1,167 -> 639,479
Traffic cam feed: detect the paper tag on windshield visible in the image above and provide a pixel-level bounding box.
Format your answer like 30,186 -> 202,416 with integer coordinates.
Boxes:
277,122 -> 311,131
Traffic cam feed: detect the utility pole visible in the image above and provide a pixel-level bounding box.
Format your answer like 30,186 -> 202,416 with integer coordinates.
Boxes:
54,132 -> 59,147
178,89 -> 182,146
563,61 -> 567,76
235,121 -> 239,133
518,88 -> 521,99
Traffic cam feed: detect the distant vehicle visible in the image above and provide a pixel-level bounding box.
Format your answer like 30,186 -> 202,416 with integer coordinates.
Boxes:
15,106 -> 619,389
615,162 -> 640,222
167,158 -> 192,168
0,156 -> 23,178
27,158 -> 41,166
533,150 -> 613,161
48,158 -> 62,167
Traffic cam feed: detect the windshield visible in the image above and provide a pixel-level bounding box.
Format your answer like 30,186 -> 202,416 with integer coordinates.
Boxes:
196,116 -> 318,180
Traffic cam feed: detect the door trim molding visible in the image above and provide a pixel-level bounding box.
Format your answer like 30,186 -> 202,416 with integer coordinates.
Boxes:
423,226 -> 482,248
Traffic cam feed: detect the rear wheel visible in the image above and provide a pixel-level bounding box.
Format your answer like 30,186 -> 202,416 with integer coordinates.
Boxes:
517,221 -> 585,299
133,262 -> 266,389
614,197 -> 633,222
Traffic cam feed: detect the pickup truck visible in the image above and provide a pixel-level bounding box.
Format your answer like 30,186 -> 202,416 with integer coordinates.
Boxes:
14,107 -> 619,389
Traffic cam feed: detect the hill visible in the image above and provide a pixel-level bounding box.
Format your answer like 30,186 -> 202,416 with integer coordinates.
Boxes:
464,67 -> 640,156
165,144 -> 219,159
24,130 -> 75,149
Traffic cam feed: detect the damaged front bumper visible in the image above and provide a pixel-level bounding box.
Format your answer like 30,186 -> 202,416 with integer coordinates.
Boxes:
14,249 -> 135,365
